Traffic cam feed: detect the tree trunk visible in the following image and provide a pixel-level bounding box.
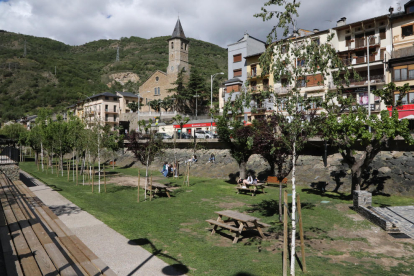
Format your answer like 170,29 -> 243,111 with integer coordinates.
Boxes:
351,169 -> 362,193
239,161 -> 247,179
290,141 -> 297,276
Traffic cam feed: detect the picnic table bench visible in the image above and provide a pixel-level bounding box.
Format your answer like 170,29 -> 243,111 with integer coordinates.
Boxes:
0,172 -> 117,276
206,210 -> 271,243
235,182 -> 265,196
146,182 -> 173,198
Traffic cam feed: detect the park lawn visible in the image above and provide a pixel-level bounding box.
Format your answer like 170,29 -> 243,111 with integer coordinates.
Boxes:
20,161 -> 414,276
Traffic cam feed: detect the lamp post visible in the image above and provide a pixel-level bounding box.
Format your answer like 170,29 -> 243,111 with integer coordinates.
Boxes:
210,72 -> 224,132
193,92 -> 200,120
366,35 -> 376,133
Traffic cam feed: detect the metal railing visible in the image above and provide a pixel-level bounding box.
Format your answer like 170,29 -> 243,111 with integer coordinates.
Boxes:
345,75 -> 385,86
275,86 -> 292,94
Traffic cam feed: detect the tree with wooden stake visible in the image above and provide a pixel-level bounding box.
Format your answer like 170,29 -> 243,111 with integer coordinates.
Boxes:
137,169 -> 140,202
255,1 -> 352,274
128,120 -> 164,201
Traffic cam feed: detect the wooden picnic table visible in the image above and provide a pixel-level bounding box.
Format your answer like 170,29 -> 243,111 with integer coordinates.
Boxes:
206,210 -> 271,243
146,182 -> 172,198
236,182 -> 265,196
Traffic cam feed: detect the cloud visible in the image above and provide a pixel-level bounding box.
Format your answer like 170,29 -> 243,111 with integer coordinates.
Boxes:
0,0 -> 399,47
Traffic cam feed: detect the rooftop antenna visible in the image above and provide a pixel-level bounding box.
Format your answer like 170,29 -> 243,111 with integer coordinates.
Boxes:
23,40 -> 26,57
116,46 -> 120,62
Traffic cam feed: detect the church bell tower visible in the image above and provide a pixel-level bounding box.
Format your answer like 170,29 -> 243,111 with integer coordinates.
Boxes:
167,19 -> 190,78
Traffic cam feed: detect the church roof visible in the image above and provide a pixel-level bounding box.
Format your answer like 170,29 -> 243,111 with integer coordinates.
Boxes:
170,19 -> 187,40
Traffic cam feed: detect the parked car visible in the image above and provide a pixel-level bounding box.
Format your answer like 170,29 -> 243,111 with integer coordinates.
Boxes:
155,132 -> 173,139
194,130 -> 214,139
174,132 -> 193,139
205,131 -> 218,138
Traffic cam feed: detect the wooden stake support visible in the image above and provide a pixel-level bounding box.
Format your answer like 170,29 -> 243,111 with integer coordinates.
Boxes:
297,194 -> 307,273
149,173 -> 153,201
283,190 -> 288,276
104,165 -> 107,193
92,168 -> 95,193
137,169 -> 140,203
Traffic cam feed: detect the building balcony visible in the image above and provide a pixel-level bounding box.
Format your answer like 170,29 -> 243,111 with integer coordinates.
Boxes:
105,117 -> 119,123
249,84 -> 271,93
345,75 -> 385,86
247,69 -> 267,79
275,85 -> 292,94
391,46 -> 414,59
346,37 -> 380,50
341,54 -> 379,66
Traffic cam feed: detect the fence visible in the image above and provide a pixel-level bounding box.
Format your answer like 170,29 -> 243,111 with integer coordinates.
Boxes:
0,147 -> 20,164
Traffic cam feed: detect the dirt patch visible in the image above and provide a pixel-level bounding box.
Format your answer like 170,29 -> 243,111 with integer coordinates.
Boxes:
108,175 -> 181,190
217,201 -> 245,209
307,223 -> 414,269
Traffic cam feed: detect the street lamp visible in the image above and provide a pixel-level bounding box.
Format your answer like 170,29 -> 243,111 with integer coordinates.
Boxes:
211,72 -> 224,132
193,92 -> 200,120
366,34 -> 376,133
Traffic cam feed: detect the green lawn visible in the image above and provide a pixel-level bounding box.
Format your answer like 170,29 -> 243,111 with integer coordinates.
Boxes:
19,161 -> 414,276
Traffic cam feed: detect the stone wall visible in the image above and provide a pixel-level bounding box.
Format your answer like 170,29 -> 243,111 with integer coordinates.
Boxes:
0,163 -> 19,181
115,148 -> 414,197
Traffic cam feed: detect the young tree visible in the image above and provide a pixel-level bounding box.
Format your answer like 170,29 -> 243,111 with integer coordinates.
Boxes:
160,97 -> 174,112
321,82 -> 414,192
127,120 -> 164,200
0,123 -> 27,147
255,1 -> 347,274
102,124 -> 124,170
147,99 -> 162,112
216,94 -> 255,179
127,101 -> 140,112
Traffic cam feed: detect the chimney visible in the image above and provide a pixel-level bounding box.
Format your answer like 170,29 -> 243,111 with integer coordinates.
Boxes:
336,17 -> 347,27
313,29 -> 319,33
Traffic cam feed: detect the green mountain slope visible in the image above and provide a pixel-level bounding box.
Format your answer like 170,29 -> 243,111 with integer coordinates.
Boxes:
0,31 -> 228,122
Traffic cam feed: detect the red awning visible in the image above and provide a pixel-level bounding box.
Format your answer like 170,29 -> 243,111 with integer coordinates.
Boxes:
387,104 -> 414,119
173,122 -> 216,128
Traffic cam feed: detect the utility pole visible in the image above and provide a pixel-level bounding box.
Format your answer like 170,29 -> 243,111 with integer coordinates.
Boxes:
116,46 -> 120,62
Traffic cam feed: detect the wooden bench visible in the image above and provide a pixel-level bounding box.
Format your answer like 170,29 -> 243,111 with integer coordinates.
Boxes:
146,183 -> 172,199
235,183 -> 265,196
206,219 -> 241,233
266,176 -> 288,186
0,173 -> 117,276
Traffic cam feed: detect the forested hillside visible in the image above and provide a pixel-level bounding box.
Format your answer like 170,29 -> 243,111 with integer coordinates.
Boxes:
0,31 -> 227,122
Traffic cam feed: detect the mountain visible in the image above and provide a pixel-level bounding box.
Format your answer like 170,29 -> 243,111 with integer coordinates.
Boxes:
0,31 -> 228,122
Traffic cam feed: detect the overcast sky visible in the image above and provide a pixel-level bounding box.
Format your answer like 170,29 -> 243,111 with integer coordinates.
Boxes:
0,0 -> 401,48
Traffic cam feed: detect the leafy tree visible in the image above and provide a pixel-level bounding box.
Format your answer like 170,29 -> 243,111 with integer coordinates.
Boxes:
0,123 -> 27,147
172,114 -> 190,139
147,99 -> 162,112
127,101 -> 140,112
255,1 -> 346,274
127,120 -> 164,199
321,82 -> 414,192
168,68 -> 206,115
160,97 -> 174,112
216,94 -> 255,179
102,124 -> 124,169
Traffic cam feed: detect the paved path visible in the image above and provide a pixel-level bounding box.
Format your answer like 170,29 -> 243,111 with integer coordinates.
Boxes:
374,206 -> 414,239
20,170 -> 186,276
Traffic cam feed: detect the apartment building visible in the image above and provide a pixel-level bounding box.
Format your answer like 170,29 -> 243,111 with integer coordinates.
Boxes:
70,92 -> 121,130
222,33 -> 266,118
330,14 -> 392,113
387,1 -> 414,120
220,2 -> 414,120
116,91 -> 141,114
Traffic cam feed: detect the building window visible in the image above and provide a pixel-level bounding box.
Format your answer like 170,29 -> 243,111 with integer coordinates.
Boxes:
157,87 -> 160,95
233,54 -> 242,63
154,88 -> 157,95
379,29 -> 386,40
402,25 -> 414,38
345,36 -> 352,47
105,96 -> 109,100
312,38 -> 320,46
126,100 -> 129,105
297,58 -> 306,67
394,92 -> 414,105
171,42 -> 174,49
296,78 -> 306,88
114,105 -> 117,112
181,42 -> 184,49
306,74 -> 323,87
394,65 -> 414,81
105,105 -> 108,112
233,69 -> 242,78
407,6 -> 414,13
114,115 -> 117,121
251,65 -> 257,77
156,76 -> 159,82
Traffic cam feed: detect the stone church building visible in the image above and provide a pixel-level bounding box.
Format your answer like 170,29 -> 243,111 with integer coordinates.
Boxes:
139,19 -> 190,112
